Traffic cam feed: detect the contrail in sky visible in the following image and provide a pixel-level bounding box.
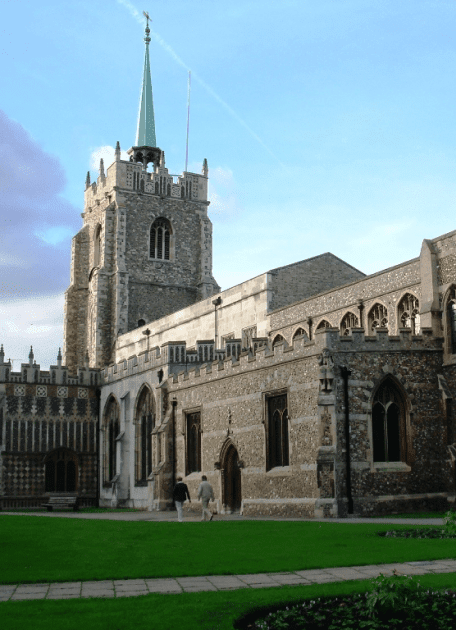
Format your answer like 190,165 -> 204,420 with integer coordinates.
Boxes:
116,0 -> 284,166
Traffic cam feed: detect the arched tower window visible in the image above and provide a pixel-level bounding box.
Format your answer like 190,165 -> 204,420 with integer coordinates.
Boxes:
93,224 -> 102,267
267,393 -> 289,469
150,218 -> 171,260
372,378 -> 407,463
368,303 -> 388,334
398,293 -> 420,334
340,312 -> 359,336
135,387 -> 155,484
316,320 -> 331,331
103,397 -> 120,485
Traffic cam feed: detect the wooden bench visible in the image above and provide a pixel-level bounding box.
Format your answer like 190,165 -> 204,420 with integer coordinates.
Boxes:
42,495 -> 79,512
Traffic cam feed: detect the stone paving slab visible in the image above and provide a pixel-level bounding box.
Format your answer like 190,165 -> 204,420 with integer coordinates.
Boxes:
80,589 -> 115,599
146,581 -> 182,593
82,580 -> 114,589
206,576 -> 249,589
2,558 -> 456,602
11,592 -> 48,601
238,573 -> 279,584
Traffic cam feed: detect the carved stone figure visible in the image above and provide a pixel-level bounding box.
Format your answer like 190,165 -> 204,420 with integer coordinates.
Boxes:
319,348 -> 334,392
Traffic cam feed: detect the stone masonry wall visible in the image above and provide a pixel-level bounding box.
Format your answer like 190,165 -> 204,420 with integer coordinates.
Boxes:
322,329 -> 454,516
269,253 -> 365,312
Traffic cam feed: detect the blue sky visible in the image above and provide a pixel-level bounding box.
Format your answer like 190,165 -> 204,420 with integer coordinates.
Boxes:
1,0 -> 456,369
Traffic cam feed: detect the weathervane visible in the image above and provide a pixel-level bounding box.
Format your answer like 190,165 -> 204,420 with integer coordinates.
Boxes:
143,10 -> 151,27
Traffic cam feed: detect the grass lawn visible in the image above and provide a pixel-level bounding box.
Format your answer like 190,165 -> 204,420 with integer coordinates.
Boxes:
2,573 -> 456,630
1,515 -> 455,585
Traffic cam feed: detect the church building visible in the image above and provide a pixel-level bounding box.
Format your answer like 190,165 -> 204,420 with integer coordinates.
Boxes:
1,21 -> 455,517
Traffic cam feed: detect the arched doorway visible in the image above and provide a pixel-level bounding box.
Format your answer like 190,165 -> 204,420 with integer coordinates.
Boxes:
222,443 -> 242,513
44,448 -> 78,493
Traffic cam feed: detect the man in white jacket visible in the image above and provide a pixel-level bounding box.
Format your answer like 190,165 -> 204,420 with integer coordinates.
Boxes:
197,475 -> 215,521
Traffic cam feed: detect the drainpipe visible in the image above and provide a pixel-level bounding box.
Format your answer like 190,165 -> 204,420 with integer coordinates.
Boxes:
340,366 -> 353,515
172,397 -> 177,508
212,297 -> 222,348
307,317 -> 313,341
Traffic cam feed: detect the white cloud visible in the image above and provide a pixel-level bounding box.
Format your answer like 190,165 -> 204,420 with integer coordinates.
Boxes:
0,293 -> 65,370
89,145 -> 129,173
35,226 -> 74,246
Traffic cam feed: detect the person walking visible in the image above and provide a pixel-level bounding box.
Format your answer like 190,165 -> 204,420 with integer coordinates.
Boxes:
197,474 -> 215,521
172,476 -> 191,522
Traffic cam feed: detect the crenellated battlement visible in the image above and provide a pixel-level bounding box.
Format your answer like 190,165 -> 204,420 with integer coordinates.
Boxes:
100,326 -> 444,388
84,148 -> 208,212
316,326 -> 443,352
0,346 -> 100,387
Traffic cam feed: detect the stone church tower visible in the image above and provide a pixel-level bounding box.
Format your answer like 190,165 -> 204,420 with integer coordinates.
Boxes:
63,19 -> 220,372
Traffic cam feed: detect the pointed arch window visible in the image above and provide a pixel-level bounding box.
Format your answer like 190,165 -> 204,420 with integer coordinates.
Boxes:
293,327 -> 308,341
272,334 -> 285,348
316,320 -> 331,331
103,397 -> 120,485
267,394 -> 289,469
368,303 -> 388,334
135,387 -> 155,485
186,411 -> 201,474
150,218 -> 171,260
372,379 -> 407,463
340,312 -> 359,336
398,293 -> 420,334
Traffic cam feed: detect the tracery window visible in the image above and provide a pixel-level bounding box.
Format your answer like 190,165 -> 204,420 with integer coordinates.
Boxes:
150,218 -> 171,260
103,397 -> 120,485
372,378 -> 406,463
368,303 -> 388,334
267,394 -> 289,469
398,293 -> 420,334
316,320 -> 331,331
135,387 -> 154,484
340,312 -> 359,336
186,411 -> 201,474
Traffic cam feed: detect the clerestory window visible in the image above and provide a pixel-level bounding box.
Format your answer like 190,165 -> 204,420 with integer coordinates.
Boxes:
398,293 -> 420,334
368,303 -> 388,334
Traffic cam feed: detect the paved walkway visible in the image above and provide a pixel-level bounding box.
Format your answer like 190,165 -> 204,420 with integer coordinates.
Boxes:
1,559 -> 456,601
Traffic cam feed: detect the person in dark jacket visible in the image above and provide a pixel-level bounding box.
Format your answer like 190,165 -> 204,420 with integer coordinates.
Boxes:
172,477 -> 191,522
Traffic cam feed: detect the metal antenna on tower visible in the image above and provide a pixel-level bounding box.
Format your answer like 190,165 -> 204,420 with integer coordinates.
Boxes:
185,70 -> 191,172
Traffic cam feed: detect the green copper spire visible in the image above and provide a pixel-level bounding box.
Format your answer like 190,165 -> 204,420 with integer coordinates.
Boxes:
135,13 -> 157,147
